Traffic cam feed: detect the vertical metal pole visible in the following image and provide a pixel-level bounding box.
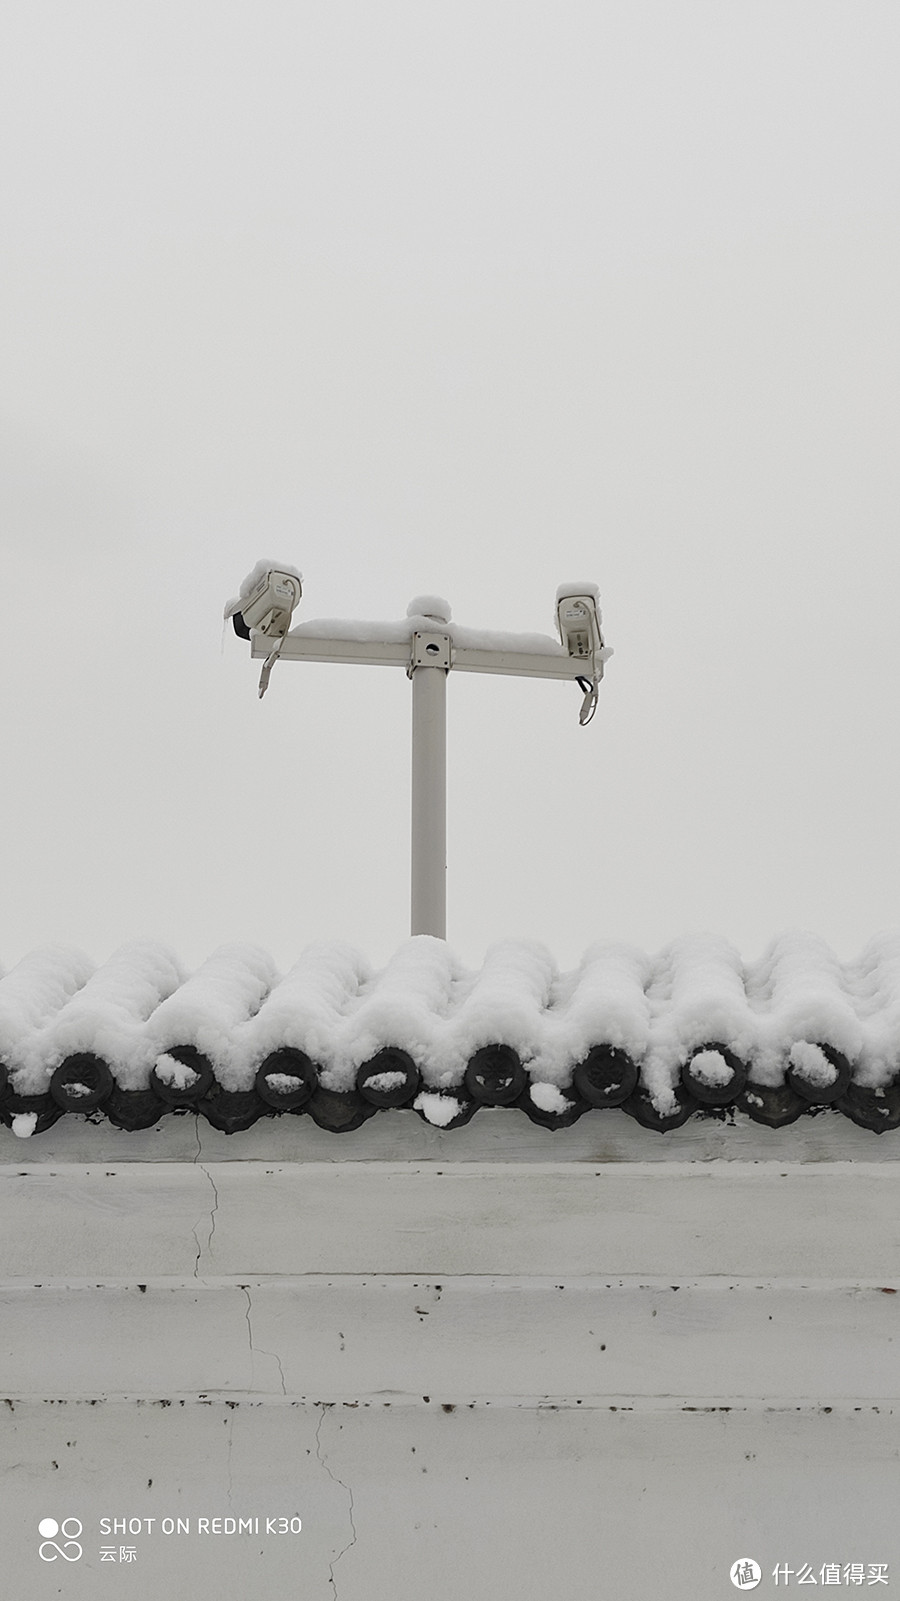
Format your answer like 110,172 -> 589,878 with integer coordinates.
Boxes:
410,661 -> 447,938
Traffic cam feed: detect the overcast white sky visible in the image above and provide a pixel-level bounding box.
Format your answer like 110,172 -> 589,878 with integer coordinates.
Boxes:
1,1 -> 898,974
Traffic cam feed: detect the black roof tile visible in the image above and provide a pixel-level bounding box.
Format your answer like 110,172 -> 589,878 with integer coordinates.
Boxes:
3,934 -> 900,1135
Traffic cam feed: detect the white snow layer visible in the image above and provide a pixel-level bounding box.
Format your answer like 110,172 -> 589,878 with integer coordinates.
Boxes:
4,932 -> 900,1112
280,613 -> 572,658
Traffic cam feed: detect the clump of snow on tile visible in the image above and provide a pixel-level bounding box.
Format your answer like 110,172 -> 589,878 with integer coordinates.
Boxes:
529,1081 -> 573,1114
688,1048 -> 735,1087
319,937 -> 461,1092
147,944 -> 276,1091
427,940 -> 557,1090
788,1041 -> 838,1088
413,1091 -> 465,1127
0,946 -> 95,1085
745,932 -> 862,1086
845,932 -> 900,1088
531,942 -> 652,1087
640,935 -> 755,1113
229,942 -> 371,1090
11,942 -> 182,1094
154,1051 -> 204,1090
625,936 -> 745,1113
636,946 -> 680,1114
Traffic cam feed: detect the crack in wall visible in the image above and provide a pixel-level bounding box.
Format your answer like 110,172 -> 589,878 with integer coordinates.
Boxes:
225,1406 -> 235,1511
191,1124 -> 219,1278
241,1286 -> 287,1395
315,1405 -> 357,1601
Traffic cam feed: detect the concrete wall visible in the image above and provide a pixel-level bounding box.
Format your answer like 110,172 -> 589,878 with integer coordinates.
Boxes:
3,1112 -> 900,1598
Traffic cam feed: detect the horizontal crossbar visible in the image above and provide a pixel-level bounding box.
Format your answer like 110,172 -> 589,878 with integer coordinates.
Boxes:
250,631 -> 592,681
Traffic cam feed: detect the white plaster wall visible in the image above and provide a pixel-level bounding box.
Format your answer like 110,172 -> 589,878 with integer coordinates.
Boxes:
2,1114 -> 900,1599
3,1402 -> 900,1598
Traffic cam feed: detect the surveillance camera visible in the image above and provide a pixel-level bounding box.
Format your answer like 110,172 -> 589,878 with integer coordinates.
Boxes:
233,568 -> 302,639
555,582 -> 604,659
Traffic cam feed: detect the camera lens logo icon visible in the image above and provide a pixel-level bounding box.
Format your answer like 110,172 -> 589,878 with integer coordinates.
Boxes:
38,1518 -> 83,1562
730,1559 -> 761,1589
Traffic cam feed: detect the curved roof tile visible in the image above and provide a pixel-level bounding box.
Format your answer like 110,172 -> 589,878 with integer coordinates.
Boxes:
2,933 -> 900,1135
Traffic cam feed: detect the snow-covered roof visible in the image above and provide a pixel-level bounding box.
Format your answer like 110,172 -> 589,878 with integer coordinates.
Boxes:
2,933 -> 900,1137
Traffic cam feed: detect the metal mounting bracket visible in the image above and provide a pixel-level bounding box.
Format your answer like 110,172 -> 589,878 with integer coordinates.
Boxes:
409,630 -> 452,673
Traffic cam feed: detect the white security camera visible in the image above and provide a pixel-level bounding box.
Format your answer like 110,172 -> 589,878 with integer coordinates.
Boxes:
555,582 -> 611,725
232,567 -> 302,639
555,582 -> 604,659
